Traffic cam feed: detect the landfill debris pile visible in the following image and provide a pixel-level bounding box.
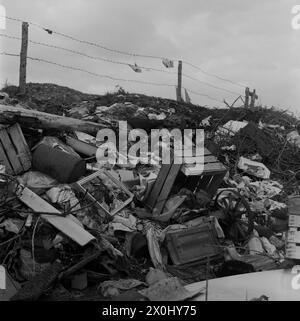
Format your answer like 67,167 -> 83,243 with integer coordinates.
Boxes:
0,83 -> 300,301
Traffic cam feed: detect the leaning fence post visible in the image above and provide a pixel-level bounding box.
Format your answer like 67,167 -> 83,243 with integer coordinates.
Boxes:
250,89 -> 258,108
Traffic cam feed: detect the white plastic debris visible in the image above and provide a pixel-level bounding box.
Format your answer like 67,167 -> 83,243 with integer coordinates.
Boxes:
0,219 -> 24,234
260,237 -> 276,255
148,112 -> 167,120
145,223 -> 164,269
216,120 -> 248,137
95,106 -> 109,113
258,120 -> 285,130
248,230 -> 264,255
17,171 -> 58,194
74,131 -> 96,145
238,157 -> 270,179
0,165 -> 5,174
200,116 -> 212,127
221,145 -> 236,151
250,180 -> 282,199
162,58 -> 174,68
129,63 -> 142,73
287,131 -> 300,148
110,213 -> 137,232
46,185 -> 80,212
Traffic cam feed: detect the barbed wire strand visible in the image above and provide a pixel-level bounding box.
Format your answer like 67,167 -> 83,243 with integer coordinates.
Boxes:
0,51 -> 224,104
2,15 -> 248,89
182,60 -> 247,88
0,33 -> 176,75
182,72 -> 243,96
0,33 -> 242,96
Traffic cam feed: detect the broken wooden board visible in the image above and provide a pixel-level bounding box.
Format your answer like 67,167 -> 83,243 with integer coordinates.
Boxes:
17,186 -> 95,246
0,104 -> 107,134
58,250 -> 101,280
0,123 -> 31,175
181,150 -> 227,176
144,149 -> 182,215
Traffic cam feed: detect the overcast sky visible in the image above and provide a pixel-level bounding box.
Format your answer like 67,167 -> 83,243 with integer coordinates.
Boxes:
0,0 -> 299,113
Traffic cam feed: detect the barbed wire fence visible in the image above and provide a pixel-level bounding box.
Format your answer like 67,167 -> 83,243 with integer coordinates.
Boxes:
0,15 -> 258,108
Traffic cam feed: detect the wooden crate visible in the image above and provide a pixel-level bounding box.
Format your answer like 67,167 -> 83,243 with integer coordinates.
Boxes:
143,147 -> 183,215
286,242 -> 300,260
179,147 -> 227,196
144,146 -> 227,215
287,227 -> 300,243
0,123 -> 31,175
165,222 -> 222,265
74,169 -> 134,217
286,212 -> 300,260
288,215 -> 300,227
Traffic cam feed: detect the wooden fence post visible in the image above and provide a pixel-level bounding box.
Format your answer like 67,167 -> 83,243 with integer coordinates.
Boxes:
177,60 -> 182,102
19,21 -> 29,94
244,87 -> 250,108
250,89 -> 258,108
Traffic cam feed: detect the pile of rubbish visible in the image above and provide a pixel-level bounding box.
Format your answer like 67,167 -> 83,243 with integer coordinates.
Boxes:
0,83 -> 300,301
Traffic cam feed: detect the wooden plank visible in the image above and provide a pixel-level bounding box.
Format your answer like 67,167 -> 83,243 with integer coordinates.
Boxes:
185,162 -> 227,175
145,163 -> 172,209
184,155 -> 218,164
287,228 -> 300,243
286,242 -> 300,259
289,215 -> 300,227
17,186 -> 95,246
181,159 -> 227,176
154,162 -> 182,214
7,124 -> 31,171
0,141 -> 14,174
0,104 -> 107,134
0,129 -> 23,174
202,162 -> 227,173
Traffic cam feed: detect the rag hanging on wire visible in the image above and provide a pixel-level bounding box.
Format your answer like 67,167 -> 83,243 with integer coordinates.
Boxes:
128,63 -> 142,73
162,58 -> 174,68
